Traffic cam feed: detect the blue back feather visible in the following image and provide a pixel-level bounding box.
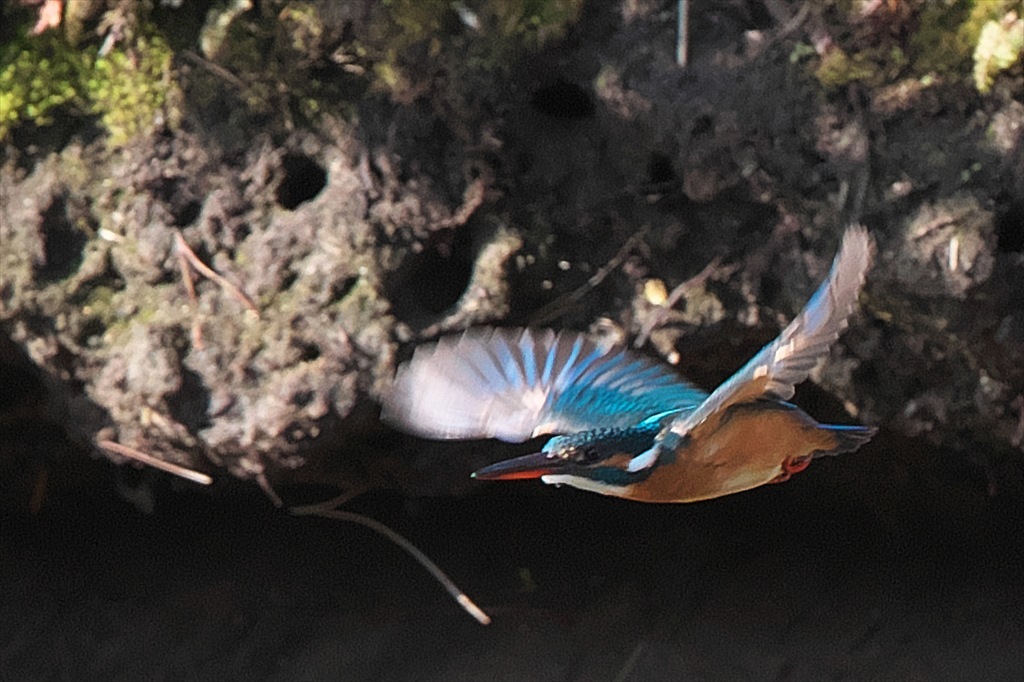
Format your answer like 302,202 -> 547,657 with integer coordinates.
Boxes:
382,327 -> 706,442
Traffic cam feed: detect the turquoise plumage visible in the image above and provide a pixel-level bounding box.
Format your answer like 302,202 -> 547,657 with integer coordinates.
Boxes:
382,226 -> 876,503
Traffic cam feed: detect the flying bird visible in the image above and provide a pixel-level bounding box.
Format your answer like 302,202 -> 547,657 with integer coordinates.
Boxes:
382,226 -> 875,503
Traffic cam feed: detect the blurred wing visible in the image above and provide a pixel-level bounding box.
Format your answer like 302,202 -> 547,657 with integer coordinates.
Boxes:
381,327 -> 707,442
661,225 -> 874,445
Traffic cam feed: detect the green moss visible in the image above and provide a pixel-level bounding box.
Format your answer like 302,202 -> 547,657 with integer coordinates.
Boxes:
973,11 -> 1024,93
911,0 -> 1019,77
367,0 -> 583,99
316,271 -> 392,341
909,0 -> 976,75
0,34 -> 84,140
72,0 -> 583,133
84,33 -> 181,146
188,0 -> 364,129
815,45 -> 907,89
813,0 -> 1021,93
380,0 -> 449,44
12,0 -> 1014,144
0,24 -> 179,145
78,284 -> 122,333
84,283 -> 118,310
816,47 -> 880,88
788,42 -> 817,65
336,277 -> 381,318
491,0 -> 584,51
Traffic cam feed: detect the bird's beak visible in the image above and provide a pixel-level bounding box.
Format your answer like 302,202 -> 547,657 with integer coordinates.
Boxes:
471,451 -> 563,481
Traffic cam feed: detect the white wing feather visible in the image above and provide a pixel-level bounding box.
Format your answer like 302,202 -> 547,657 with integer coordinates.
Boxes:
382,327 -> 706,442
661,225 -> 874,444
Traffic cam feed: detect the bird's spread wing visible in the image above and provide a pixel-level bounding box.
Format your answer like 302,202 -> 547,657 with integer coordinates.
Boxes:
660,225 -> 874,447
381,327 -> 707,442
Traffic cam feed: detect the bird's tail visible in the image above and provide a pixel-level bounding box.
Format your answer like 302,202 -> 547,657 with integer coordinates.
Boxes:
816,424 -> 877,458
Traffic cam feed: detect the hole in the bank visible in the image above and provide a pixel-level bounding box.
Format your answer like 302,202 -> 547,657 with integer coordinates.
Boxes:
690,115 -> 714,140
283,420 -> 312,444
166,367 -> 212,432
531,80 -> 596,119
280,270 -> 299,291
996,200 -> 1024,253
746,2 -> 775,30
276,153 -> 327,210
291,390 -> 315,408
35,195 -> 88,282
0,335 -> 45,409
297,342 -> 321,363
647,152 -> 676,184
149,175 -> 201,228
75,317 -> 107,348
330,275 -> 358,302
760,272 -> 783,309
67,258 -> 127,316
173,199 -> 202,228
10,105 -> 100,166
387,228 -> 475,320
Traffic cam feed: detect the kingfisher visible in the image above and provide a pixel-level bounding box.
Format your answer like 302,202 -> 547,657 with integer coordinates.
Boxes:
381,226 -> 876,503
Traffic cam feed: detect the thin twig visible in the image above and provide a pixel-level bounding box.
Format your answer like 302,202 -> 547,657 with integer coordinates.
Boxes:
174,232 -> 261,313
176,241 -> 205,349
256,470 -> 284,508
97,439 -> 213,485
290,504 -> 491,626
1011,395 -> 1024,449
180,49 -> 248,90
289,487 -> 369,515
676,0 -> 690,67
634,257 -> 735,348
614,640 -> 647,682
29,468 -> 48,515
174,232 -> 261,316
529,231 -> 644,327
775,1 -> 811,39
177,245 -> 198,303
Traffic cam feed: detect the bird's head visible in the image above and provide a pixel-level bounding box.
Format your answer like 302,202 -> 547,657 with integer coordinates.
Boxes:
471,423 -> 669,498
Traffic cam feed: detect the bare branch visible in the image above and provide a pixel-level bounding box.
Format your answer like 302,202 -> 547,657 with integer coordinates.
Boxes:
291,504 -> 491,625
97,439 -> 213,486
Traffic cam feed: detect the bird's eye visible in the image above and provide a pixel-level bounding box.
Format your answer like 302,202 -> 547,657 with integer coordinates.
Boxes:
575,447 -> 600,464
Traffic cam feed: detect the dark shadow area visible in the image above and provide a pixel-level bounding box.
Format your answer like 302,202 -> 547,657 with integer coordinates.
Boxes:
276,153 -> 328,210
2,421 -> 1022,680
1,310 -> 1022,678
384,226 -> 477,325
646,151 -> 677,185
166,366 -> 212,432
996,199 -> 1024,254
531,80 -> 596,119
34,194 -> 87,283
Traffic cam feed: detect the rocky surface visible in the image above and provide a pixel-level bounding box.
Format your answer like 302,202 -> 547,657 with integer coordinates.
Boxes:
2,1 -> 1023,502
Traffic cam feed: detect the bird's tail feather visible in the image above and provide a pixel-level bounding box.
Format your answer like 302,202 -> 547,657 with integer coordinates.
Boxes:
817,424 -> 877,457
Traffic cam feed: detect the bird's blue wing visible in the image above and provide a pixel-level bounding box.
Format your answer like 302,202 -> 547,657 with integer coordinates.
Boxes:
381,327 -> 707,442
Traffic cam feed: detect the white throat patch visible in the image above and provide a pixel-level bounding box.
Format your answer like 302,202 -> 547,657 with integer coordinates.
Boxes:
540,474 -> 629,498
626,445 -> 660,472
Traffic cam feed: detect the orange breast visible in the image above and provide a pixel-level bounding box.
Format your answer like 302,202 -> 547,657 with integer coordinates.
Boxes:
624,403 -> 836,503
